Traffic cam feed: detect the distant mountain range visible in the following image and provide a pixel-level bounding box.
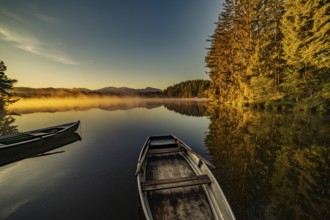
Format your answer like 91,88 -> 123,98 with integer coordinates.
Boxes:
10,86 -> 164,98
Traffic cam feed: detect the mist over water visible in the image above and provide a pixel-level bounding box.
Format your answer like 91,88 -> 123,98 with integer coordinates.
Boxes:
7,97 -> 208,114
1,98 -> 329,219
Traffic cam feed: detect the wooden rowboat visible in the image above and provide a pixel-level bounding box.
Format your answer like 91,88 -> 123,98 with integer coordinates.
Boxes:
0,121 -> 80,149
135,135 -> 235,220
0,121 -> 81,166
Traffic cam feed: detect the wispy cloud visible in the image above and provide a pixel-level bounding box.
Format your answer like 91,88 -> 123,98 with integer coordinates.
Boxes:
0,8 -> 32,26
0,8 -> 76,65
0,26 -> 77,65
35,13 -> 60,24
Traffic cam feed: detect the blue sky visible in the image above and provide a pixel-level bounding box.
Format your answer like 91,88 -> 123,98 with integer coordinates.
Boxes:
0,0 -> 222,89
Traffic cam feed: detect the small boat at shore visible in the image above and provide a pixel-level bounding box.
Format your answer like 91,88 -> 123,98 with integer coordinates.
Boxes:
135,135 -> 235,220
0,121 -> 80,149
0,121 -> 81,166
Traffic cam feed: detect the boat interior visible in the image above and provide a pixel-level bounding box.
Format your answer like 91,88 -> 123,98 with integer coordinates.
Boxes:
143,136 -> 215,219
0,128 -> 64,146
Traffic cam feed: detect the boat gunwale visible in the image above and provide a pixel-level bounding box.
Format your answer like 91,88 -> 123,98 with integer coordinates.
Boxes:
136,135 -> 236,220
0,121 -> 80,150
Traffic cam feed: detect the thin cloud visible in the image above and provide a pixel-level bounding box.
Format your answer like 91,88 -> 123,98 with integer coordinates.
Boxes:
35,14 -> 60,24
0,8 -> 76,65
0,26 -> 77,65
0,8 -> 32,26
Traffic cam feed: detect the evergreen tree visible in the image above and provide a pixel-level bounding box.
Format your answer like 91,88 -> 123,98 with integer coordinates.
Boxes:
281,0 -> 330,101
0,61 -> 18,109
250,0 -> 285,101
205,0 -> 237,102
164,80 -> 210,98
206,0 -> 280,103
231,0 -> 261,101
206,0 -> 329,106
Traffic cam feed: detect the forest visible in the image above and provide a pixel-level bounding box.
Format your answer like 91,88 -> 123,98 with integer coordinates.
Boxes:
205,0 -> 329,111
164,80 -> 210,98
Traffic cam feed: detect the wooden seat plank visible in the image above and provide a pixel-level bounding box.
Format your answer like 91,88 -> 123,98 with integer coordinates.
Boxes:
148,147 -> 183,155
142,174 -> 211,191
150,138 -> 176,147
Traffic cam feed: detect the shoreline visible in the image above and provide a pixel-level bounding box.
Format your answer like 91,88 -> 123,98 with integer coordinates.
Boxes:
208,100 -> 330,113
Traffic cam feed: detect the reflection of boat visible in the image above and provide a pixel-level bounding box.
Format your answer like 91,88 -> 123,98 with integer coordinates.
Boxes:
135,135 -> 235,220
0,131 -> 81,167
0,121 -> 80,148
0,121 -> 81,166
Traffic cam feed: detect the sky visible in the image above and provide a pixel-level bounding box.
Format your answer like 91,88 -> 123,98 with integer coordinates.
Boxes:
0,0 -> 222,89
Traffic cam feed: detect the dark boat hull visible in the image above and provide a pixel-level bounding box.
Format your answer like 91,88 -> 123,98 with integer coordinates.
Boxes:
0,121 -> 81,166
0,121 -> 80,148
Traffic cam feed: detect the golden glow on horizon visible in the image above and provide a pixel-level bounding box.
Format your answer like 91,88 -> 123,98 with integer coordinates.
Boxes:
7,97 -> 208,114
8,97 -> 149,113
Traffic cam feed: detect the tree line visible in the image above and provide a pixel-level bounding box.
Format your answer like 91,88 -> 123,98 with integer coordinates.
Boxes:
0,60 -> 210,102
164,80 -> 210,98
205,0 -> 329,109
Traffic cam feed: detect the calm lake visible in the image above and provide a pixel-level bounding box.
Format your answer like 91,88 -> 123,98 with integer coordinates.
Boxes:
0,98 -> 329,220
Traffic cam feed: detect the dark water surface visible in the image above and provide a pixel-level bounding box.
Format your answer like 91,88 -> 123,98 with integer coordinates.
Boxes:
0,99 -> 329,219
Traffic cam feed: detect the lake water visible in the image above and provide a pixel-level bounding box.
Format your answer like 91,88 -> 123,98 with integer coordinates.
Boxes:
0,98 -> 329,220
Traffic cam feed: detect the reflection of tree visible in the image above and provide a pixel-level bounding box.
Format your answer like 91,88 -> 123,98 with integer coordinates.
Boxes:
205,106 -> 330,219
0,110 -> 18,136
164,101 -> 208,117
271,145 -> 329,219
205,106 -> 270,219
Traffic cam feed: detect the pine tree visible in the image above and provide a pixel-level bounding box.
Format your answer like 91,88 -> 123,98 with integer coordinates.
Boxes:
250,0 -> 284,101
0,61 -> 18,109
205,0 -> 239,102
281,0 -> 330,101
206,0 -> 263,103
206,0 -> 329,106
234,0 -> 269,102
164,80 -> 210,98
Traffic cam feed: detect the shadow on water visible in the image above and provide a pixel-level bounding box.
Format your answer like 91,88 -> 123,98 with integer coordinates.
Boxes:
0,132 -> 81,167
0,110 -> 81,167
205,106 -> 330,220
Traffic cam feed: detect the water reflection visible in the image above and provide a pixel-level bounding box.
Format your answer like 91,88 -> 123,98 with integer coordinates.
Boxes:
164,100 -> 208,117
8,98 -> 210,116
205,106 -> 330,219
0,99 -> 329,219
7,98 -> 189,114
0,132 -> 81,167
0,110 -> 18,136
1,99 -> 210,220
